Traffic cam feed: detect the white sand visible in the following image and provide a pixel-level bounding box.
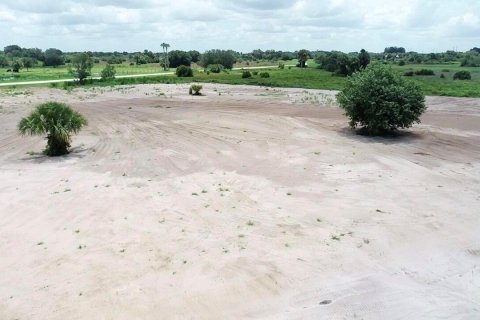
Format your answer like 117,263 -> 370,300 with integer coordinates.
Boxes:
0,84 -> 479,319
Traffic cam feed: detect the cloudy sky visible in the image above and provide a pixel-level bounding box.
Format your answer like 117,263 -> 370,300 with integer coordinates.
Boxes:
0,0 -> 479,53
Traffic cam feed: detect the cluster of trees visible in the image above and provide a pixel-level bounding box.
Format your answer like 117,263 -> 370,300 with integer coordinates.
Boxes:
0,45 -> 66,70
315,49 -> 370,76
460,50 -> 480,67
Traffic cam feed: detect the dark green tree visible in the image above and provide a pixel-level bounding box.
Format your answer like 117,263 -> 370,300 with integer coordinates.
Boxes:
200,50 -> 236,69
168,50 -> 192,68
44,48 -> 64,67
358,49 -> 370,69
297,49 -> 309,68
337,64 -> 426,135
70,53 -> 93,84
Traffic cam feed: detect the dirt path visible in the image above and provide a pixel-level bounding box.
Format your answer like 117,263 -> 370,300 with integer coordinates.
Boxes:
0,84 -> 479,319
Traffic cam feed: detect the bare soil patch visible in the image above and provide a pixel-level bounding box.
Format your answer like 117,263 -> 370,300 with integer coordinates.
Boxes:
1,84 -> 479,319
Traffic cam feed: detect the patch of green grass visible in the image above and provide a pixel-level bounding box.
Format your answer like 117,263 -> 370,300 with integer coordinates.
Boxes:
3,60 -> 479,97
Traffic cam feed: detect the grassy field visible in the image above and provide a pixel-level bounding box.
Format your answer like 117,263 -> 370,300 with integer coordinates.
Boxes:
1,60 -> 479,97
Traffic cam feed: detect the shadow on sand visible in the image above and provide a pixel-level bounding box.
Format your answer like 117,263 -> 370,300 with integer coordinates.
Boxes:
338,127 -> 424,145
19,146 -> 89,163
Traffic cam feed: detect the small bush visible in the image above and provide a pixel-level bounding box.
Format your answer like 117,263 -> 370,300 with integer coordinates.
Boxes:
398,60 -> 406,66
260,72 -> 270,78
208,64 -> 224,73
252,71 -> 258,76
404,71 -> 414,77
242,70 -> 252,79
336,64 -> 426,135
440,73 -> 445,79
278,62 -> 285,69
101,64 -> 116,80
453,71 -> 471,80
415,69 -> 435,76
176,65 -> 193,77
441,69 -> 450,72
190,84 -> 203,95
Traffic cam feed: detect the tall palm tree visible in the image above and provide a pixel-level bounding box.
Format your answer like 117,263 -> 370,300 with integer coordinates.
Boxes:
161,42 -> 170,70
19,102 -> 88,156
297,49 -> 309,68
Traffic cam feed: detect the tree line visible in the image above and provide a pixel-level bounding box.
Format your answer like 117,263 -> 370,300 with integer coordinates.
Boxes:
2,44 -> 479,75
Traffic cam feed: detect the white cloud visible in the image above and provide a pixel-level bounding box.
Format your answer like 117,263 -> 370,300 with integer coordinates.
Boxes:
0,0 -> 478,52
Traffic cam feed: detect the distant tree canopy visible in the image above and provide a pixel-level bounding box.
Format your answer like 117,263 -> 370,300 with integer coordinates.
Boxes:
168,50 -> 192,68
0,54 -> 9,67
200,49 -> 236,69
471,47 -> 480,54
316,50 -> 369,76
384,47 -> 406,54
44,48 -> 64,67
188,50 -> 201,63
4,45 -> 22,57
461,51 -> 480,67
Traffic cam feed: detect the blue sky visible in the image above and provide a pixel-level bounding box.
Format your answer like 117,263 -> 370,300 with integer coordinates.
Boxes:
0,0 -> 479,52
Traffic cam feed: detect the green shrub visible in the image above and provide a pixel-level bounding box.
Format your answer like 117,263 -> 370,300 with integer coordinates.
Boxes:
190,84 -> 203,95
336,64 -> 426,135
415,69 -> 435,76
260,72 -> 270,78
398,60 -> 406,66
18,102 -> 88,156
440,73 -> 445,79
453,71 -> 471,80
404,71 -> 414,77
252,71 -> 258,76
101,64 -> 116,80
242,70 -> 252,78
207,64 -> 224,73
176,65 -> 193,77
441,69 -> 450,72
278,62 -> 285,69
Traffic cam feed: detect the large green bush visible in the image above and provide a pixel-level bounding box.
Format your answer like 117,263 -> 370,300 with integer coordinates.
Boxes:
207,64 -> 224,73
242,70 -> 252,78
176,65 -> 193,77
453,71 -> 471,80
337,64 -> 426,135
19,102 -> 88,156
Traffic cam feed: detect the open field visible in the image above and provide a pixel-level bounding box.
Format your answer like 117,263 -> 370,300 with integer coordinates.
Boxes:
0,84 -> 479,319
2,60 -> 479,98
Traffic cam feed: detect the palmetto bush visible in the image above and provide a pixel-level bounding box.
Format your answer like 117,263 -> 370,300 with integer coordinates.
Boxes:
19,102 -> 88,156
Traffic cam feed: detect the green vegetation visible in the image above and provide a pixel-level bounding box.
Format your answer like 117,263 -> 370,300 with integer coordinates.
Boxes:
337,64 -> 426,135
100,64 -> 116,80
259,72 -> 270,78
189,84 -> 202,95
176,65 -> 193,77
70,53 -> 93,84
242,70 -> 252,78
1,44 -> 479,97
453,71 -> 471,80
415,69 -> 435,76
200,50 -> 236,69
18,102 -> 88,156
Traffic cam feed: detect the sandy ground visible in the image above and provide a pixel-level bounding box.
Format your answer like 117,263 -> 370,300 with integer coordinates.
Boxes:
0,84 -> 479,319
